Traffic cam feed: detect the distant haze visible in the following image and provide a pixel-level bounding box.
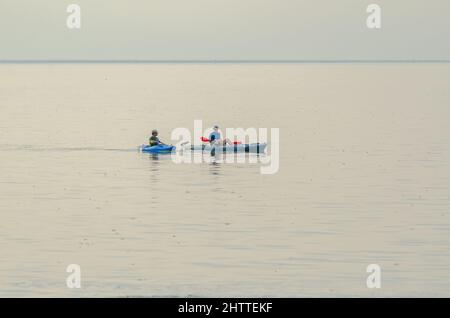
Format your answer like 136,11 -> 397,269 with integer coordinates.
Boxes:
0,0 -> 449,60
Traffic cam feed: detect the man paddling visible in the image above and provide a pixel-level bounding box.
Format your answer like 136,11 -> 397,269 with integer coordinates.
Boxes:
149,129 -> 167,146
208,125 -> 232,146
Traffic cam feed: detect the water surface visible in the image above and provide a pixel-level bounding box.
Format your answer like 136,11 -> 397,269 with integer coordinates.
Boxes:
0,63 -> 450,297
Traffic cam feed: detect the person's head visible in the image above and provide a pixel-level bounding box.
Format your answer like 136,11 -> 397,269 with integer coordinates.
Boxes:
213,124 -> 219,131
152,129 -> 158,136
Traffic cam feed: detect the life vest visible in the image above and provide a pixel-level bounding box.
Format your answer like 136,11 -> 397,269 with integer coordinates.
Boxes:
209,131 -> 221,142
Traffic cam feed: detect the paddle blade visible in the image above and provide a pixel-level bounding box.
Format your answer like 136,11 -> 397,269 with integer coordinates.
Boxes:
233,141 -> 242,145
201,137 -> 210,142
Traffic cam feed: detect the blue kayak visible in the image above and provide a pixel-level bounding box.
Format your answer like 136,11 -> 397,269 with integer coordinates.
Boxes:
140,144 -> 175,153
188,143 -> 266,153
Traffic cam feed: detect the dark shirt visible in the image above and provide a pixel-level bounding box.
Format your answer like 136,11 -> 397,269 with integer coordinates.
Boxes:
149,136 -> 160,146
209,131 -> 221,143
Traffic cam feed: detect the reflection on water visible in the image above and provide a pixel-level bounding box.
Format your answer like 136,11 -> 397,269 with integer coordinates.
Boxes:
209,160 -> 222,176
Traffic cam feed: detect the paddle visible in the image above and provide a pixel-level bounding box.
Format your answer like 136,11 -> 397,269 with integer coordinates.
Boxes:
201,137 -> 242,145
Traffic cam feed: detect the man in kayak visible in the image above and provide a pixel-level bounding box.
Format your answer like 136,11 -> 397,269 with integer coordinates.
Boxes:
149,129 -> 167,146
209,125 -> 232,146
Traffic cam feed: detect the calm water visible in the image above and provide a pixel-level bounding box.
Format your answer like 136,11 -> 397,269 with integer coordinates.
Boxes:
0,63 -> 450,297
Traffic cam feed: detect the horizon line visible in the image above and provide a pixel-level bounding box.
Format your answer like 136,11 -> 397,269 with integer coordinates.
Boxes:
1,59 -> 450,64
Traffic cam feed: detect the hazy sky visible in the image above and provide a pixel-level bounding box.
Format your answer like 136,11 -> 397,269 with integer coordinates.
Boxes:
1,0 -> 449,60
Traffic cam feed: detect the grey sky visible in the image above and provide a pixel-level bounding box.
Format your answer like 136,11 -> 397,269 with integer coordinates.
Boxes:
1,0 -> 449,60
